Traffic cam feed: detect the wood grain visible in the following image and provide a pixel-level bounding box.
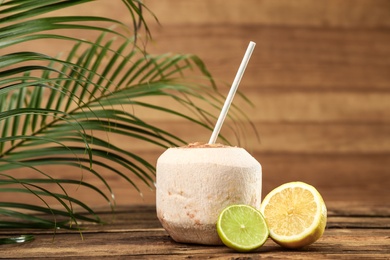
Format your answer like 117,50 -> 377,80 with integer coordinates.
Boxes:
146,0 -> 390,28
0,205 -> 389,259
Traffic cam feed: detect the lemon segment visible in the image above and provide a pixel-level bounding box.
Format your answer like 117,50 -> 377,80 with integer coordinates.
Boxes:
260,182 -> 327,249
216,204 -> 269,252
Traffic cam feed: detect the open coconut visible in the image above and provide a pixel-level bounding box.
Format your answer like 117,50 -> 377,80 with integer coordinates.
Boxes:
156,142 -> 262,245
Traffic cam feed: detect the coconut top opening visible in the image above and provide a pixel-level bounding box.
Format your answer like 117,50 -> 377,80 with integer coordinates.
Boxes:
159,142 -> 259,168
182,142 -> 232,148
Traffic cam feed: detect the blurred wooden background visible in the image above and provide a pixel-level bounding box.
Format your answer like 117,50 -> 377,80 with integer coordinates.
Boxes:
135,0 -> 390,207
4,0 -> 390,208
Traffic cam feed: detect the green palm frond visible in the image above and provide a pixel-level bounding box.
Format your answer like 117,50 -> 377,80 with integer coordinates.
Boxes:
0,0 -> 254,241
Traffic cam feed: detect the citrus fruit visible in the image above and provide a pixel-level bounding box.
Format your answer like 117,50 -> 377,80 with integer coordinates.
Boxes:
216,204 -> 269,252
260,181 -> 327,249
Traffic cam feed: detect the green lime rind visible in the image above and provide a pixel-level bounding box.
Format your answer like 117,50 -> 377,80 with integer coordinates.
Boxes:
216,204 -> 269,252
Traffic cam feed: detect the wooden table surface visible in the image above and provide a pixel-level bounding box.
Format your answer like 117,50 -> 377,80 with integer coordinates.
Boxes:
1,200 -> 389,259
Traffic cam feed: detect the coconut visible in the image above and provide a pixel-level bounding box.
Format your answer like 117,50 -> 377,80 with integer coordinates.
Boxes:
156,142 -> 262,245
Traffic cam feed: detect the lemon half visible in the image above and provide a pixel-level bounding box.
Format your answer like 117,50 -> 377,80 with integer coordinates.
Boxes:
260,182 -> 327,249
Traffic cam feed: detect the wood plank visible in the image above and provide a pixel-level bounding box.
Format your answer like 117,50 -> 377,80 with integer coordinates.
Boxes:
328,217 -> 390,229
13,119 -> 388,154
328,202 -> 390,217
146,0 -> 390,28
48,1 -> 390,29
126,121 -> 390,154
13,120 -> 383,162
133,90 -> 390,123
244,91 -> 390,123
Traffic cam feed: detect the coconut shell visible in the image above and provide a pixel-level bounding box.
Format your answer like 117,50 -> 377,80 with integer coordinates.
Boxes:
156,146 -> 262,245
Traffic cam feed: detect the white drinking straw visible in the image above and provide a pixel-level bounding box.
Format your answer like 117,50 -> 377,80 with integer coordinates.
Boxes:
208,41 -> 256,144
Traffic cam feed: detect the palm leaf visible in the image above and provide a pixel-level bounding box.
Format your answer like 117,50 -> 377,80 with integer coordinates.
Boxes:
0,0 -> 255,243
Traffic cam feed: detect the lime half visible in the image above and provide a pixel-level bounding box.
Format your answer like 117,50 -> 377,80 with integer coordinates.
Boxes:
216,204 -> 269,252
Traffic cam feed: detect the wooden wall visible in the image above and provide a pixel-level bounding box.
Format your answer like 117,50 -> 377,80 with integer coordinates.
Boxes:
3,1 -> 390,208
140,0 -> 390,207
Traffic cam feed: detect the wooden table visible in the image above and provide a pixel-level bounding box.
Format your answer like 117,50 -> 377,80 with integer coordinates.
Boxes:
1,202 -> 389,259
